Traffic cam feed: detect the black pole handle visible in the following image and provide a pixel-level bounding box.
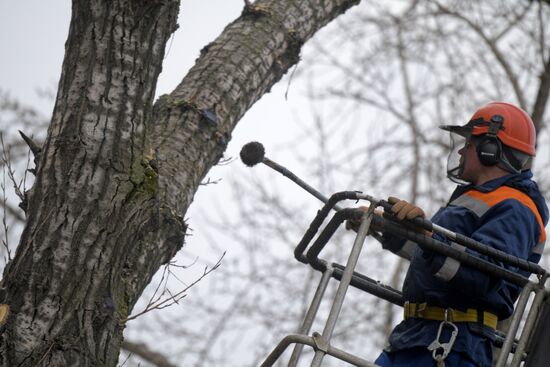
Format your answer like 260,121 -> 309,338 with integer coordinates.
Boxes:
294,191 -> 364,263
302,207 -> 404,306
372,216 -> 531,287
379,200 -> 546,276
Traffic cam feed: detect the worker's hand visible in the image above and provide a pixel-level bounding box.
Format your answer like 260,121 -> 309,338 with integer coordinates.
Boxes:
387,196 -> 426,221
387,196 -> 432,236
345,206 -> 382,232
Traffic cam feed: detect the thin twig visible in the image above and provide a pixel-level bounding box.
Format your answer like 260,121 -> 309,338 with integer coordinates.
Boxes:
118,351 -> 132,367
1,166 -> 12,263
199,177 -> 222,186
145,263 -> 171,313
0,134 -> 25,204
125,252 -> 225,322
122,340 -> 177,367
430,0 -> 527,109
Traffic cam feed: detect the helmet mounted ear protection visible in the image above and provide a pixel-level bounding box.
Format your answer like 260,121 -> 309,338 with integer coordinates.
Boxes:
439,102 -> 537,183
475,114 -> 504,166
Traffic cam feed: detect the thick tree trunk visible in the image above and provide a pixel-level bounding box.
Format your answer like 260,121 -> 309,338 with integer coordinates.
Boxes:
1,1 -> 180,366
0,0 -> 361,366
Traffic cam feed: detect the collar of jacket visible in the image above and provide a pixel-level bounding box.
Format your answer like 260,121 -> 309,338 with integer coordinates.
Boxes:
449,170 -> 533,201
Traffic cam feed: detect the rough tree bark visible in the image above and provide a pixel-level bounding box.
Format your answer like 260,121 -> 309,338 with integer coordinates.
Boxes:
0,0 -> 361,366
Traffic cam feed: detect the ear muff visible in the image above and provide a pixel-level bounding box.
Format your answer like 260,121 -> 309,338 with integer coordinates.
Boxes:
476,136 -> 501,166
476,114 -> 504,166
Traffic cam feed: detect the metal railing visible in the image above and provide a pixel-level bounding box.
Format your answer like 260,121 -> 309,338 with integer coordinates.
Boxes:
260,191 -> 549,367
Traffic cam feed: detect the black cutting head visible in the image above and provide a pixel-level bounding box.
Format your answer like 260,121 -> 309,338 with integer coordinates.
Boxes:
240,141 -> 265,167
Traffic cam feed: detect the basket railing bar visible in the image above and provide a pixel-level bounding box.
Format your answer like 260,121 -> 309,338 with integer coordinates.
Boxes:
372,217 -> 533,287
495,283 -> 535,367
310,203 -> 377,367
295,192 -> 546,277
260,334 -> 378,367
260,190 -> 548,367
288,266 -> 334,367
510,286 -> 548,367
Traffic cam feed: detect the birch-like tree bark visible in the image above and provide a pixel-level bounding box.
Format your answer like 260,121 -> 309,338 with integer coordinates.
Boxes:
0,0 -> 361,365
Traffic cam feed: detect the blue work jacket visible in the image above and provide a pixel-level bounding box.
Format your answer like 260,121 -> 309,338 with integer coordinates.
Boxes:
382,170 -> 548,367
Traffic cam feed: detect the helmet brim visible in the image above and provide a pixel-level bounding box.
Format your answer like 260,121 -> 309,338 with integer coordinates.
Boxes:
439,125 -> 470,137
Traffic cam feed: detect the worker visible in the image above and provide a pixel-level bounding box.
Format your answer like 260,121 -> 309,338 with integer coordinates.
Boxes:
349,102 -> 548,367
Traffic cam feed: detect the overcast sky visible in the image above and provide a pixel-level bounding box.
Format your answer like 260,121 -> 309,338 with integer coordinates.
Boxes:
0,0 -> 307,277
1,1 -> 244,111
0,3 -> 314,364
0,1 -> 300,198
0,0 -> 295,139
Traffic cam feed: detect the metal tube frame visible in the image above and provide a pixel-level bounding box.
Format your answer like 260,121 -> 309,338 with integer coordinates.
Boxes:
309,203 -> 376,367
510,286 -> 548,367
260,334 -> 378,367
260,205 -> 379,367
288,267 -> 334,367
259,190 -> 549,367
495,282 -> 536,367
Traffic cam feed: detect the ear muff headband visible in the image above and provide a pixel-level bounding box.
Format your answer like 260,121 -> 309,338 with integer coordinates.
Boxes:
476,115 -> 504,166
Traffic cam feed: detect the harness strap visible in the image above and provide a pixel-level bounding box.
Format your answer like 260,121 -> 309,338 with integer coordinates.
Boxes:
404,302 -> 498,329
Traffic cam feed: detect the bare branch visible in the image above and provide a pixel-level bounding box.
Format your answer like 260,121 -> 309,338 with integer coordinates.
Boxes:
122,340 -> 177,367
124,253 -> 224,323
532,53 -> 550,132
1,168 -> 12,263
18,131 -> 41,158
0,135 -> 26,207
1,200 -> 25,223
493,1 -> 533,42
431,0 -> 527,109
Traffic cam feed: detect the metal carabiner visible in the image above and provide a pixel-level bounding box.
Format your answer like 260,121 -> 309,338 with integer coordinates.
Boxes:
427,310 -> 459,367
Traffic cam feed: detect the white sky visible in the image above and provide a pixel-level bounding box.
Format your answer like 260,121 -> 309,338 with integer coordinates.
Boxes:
1,2 -> 313,364
3,3 -> 549,366
0,0 -> 301,244
0,1 -> 244,109
0,1 -> 294,130
0,0 -> 323,333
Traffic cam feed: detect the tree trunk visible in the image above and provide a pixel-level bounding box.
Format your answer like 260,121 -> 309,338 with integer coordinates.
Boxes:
0,0 -> 361,365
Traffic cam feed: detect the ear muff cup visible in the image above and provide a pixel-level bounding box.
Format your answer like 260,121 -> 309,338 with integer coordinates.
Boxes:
476,136 -> 501,166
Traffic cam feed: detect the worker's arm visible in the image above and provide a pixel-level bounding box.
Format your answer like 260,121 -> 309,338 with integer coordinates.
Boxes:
426,199 -> 540,298
345,198 -> 428,260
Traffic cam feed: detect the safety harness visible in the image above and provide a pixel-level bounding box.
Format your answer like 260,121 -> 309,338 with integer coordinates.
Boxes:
404,302 -> 498,367
403,302 -> 498,329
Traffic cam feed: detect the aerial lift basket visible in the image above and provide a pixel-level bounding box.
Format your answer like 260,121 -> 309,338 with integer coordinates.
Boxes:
259,191 -> 550,367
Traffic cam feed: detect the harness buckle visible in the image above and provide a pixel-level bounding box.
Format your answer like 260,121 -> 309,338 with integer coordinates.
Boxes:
427,311 -> 459,367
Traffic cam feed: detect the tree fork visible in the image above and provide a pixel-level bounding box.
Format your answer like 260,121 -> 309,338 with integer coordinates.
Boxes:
0,0 -> 362,366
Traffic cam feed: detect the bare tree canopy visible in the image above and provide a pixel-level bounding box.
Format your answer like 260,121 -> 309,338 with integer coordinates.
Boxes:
2,1 -> 550,366
141,0 -> 549,365
0,0 -> 361,366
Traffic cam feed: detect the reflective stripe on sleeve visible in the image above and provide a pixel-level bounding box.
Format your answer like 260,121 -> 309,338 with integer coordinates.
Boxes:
451,187 -> 546,244
467,187 -> 546,243
434,242 -> 466,281
396,240 -> 417,260
449,195 -> 490,217
532,241 -> 545,255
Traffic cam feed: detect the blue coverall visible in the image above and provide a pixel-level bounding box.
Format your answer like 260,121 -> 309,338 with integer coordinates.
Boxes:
376,170 -> 548,367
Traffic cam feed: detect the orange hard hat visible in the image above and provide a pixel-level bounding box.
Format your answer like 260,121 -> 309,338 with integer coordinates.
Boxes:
468,102 -> 536,156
